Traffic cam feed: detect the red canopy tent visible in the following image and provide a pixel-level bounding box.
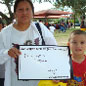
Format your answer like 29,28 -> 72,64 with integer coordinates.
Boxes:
34,9 -> 73,19
34,15 -> 70,19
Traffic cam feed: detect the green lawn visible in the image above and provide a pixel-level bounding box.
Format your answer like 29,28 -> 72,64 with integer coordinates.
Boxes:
54,27 -> 80,46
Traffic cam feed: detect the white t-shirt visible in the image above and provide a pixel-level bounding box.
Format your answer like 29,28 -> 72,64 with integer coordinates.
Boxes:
0,22 -> 57,86
11,25 -> 41,86
49,26 -> 56,34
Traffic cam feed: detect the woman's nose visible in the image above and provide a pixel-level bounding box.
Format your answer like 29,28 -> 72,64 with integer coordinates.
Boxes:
23,9 -> 27,14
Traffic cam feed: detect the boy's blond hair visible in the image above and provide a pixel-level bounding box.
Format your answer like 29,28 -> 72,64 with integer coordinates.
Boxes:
68,30 -> 86,42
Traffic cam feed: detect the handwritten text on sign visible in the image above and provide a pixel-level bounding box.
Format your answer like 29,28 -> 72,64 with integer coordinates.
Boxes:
18,46 -> 72,80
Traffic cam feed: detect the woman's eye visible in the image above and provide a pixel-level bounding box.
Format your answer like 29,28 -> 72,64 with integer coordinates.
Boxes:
17,9 -> 23,12
26,8 -> 29,11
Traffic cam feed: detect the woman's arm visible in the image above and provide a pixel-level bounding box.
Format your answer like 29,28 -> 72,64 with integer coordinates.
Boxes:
0,32 -> 21,64
0,33 -> 11,64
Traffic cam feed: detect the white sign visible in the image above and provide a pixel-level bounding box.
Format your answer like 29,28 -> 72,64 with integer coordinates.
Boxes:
18,46 -> 73,80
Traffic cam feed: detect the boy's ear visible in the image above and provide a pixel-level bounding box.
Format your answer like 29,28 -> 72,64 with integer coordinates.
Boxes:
67,42 -> 70,46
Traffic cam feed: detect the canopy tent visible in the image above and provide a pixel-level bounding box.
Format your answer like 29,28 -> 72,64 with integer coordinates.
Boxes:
34,15 -> 70,19
34,9 -> 73,19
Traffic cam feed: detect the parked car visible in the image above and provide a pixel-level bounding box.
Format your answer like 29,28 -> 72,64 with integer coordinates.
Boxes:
75,23 -> 80,26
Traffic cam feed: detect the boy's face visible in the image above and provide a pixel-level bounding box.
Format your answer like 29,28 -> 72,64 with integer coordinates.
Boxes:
69,34 -> 86,56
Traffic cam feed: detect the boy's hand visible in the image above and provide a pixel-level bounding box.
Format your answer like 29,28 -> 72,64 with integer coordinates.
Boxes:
52,80 -> 60,83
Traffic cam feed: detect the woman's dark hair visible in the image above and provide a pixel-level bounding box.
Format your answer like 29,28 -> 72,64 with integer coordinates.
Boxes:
14,0 -> 34,14
0,18 -> 4,28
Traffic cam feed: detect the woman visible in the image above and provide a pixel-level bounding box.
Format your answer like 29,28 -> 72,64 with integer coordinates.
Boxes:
0,18 -> 5,86
0,0 -> 57,86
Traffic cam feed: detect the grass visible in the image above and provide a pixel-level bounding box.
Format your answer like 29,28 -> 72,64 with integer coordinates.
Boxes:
54,27 -> 80,46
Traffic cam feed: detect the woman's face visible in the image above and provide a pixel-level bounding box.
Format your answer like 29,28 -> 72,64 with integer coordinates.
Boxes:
14,1 -> 33,24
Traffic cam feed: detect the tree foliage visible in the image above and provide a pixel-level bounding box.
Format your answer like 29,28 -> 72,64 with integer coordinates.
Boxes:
32,0 -> 56,3
0,0 -> 56,24
55,0 -> 86,17
0,0 -> 15,24
2,0 -> 86,25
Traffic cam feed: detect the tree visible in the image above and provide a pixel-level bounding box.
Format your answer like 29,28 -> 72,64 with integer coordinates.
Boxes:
54,0 -> 86,28
54,0 -> 86,17
0,0 -> 56,24
0,0 -> 15,25
32,0 -> 56,3
0,0 -> 57,24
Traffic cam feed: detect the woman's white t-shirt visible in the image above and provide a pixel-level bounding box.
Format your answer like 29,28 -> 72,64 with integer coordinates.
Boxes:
0,22 -> 57,86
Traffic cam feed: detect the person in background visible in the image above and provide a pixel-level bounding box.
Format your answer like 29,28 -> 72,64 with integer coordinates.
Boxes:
0,18 -> 5,86
0,0 -> 57,86
80,16 -> 86,31
53,30 -> 86,86
59,21 -> 66,32
49,24 -> 56,34
39,20 -> 43,23
45,22 -> 49,29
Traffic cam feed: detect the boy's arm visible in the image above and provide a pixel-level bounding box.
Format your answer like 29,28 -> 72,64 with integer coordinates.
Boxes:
53,80 -> 60,83
52,80 -> 67,83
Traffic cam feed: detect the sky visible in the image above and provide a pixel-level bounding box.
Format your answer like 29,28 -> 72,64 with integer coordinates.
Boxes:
33,2 -> 55,12
0,3 -> 7,13
0,2 -> 55,13
0,1 -> 72,15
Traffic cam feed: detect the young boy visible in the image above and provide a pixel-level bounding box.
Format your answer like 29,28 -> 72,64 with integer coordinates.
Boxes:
53,30 -> 86,86
67,30 -> 86,86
